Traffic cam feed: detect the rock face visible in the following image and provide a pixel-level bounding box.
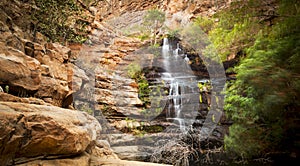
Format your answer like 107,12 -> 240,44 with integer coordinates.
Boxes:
0,101 -> 104,165
0,0 -> 91,108
0,42 -> 41,92
93,0 -> 231,29
162,0 -> 231,29
72,24 -> 146,121
0,0 -> 233,165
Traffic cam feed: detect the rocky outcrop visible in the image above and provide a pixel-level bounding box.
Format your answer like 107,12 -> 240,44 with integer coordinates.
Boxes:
0,1 -> 121,165
0,42 -> 41,92
0,0 -> 92,108
163,0 -> 231,29
0,0 -> 233,165
0,101 -> 117,165
91,0 -> 162,21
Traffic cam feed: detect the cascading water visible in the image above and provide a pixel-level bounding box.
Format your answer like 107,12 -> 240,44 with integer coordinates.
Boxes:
162,38 -> 170,56
160,38 -> 200,133
162,38 -> 170,72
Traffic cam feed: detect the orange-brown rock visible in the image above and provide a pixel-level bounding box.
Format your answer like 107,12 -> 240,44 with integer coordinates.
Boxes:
35,76 -> 69,106
0,43 -> 41,91
17,153 -> 91,166
0,92 -> 49,105
0,102 -> 101,165
45,42 -> 71,63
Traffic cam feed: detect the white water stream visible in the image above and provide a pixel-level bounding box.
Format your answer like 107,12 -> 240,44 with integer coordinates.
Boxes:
161,38 -> 200,132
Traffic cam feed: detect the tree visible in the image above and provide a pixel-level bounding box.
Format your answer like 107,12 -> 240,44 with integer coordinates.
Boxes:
224,0 -> 300,160
143,9 -> 165,45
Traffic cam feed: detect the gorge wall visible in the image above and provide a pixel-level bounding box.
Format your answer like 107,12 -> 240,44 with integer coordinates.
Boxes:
0,0 -> 121,165
0,0 -> 232,165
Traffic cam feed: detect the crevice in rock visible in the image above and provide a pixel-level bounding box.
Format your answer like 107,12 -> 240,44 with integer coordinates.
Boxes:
12,153 -> 85,165
0,84 -> 37,98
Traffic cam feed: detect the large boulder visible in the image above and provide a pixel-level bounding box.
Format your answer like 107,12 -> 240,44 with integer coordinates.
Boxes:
0,43 -> 41,91
34,76 -> 69,107
0,102 -> 101,165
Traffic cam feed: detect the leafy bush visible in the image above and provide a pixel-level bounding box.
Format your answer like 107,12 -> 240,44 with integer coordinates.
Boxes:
126,63 -> 151,105
194,16 -> 214,33
32,0 -> 90,43
126,63 -> 142,79
167,29 -> 181,39
224,0 -> 300,159
198,0 -> 266,61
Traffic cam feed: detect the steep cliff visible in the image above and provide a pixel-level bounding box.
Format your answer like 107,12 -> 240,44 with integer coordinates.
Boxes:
0,0 -> 233,165
0,0 -> 120,165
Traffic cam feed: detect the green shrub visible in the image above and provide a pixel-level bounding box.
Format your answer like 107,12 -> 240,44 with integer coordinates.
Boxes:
126,63 -> 142,79
126,63 -> 151,105
194,16 -> 214,33
32,0 -> 89,43
224,0 -> 300,158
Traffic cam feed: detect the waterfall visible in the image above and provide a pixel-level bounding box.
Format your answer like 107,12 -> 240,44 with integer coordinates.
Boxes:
162,38 -> 170,58
173,43 -> 181,58
160,37 -> 199,133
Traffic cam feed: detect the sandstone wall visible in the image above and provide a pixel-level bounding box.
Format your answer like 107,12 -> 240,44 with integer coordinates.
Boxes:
0,1 -> 118,165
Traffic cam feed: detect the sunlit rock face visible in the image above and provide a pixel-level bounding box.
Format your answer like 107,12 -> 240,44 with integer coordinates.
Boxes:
163,0 -> 231,29
74,27 -> 146,121
0,1 -> 121,165
0,43 -> 41,91
0,102 -> 101,165
93,0 -> 231,29
0,0 -> 92,108
0,0 -> 232,164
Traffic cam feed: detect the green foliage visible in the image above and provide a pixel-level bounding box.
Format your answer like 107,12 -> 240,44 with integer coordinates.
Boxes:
209,18 -> 258,61
32,0 -> 89,43
137,33 -> 150,41
194,16 -> 214,33
143,9 -> 165,30
143,9 -> 165,45
138,78 -> 150,105
126,63 -> 142,79
4,85 -> 9,93
195,0 -> 267,61
126,63 -> 151,105
224,0 -> 300,158
167,29 -> 181,39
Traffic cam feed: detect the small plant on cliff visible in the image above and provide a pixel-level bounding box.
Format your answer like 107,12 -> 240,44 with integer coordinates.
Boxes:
167,29 -> 181,40
4,85 -> 9,93
126,63 -> 141,79
126,63 -> 151,106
